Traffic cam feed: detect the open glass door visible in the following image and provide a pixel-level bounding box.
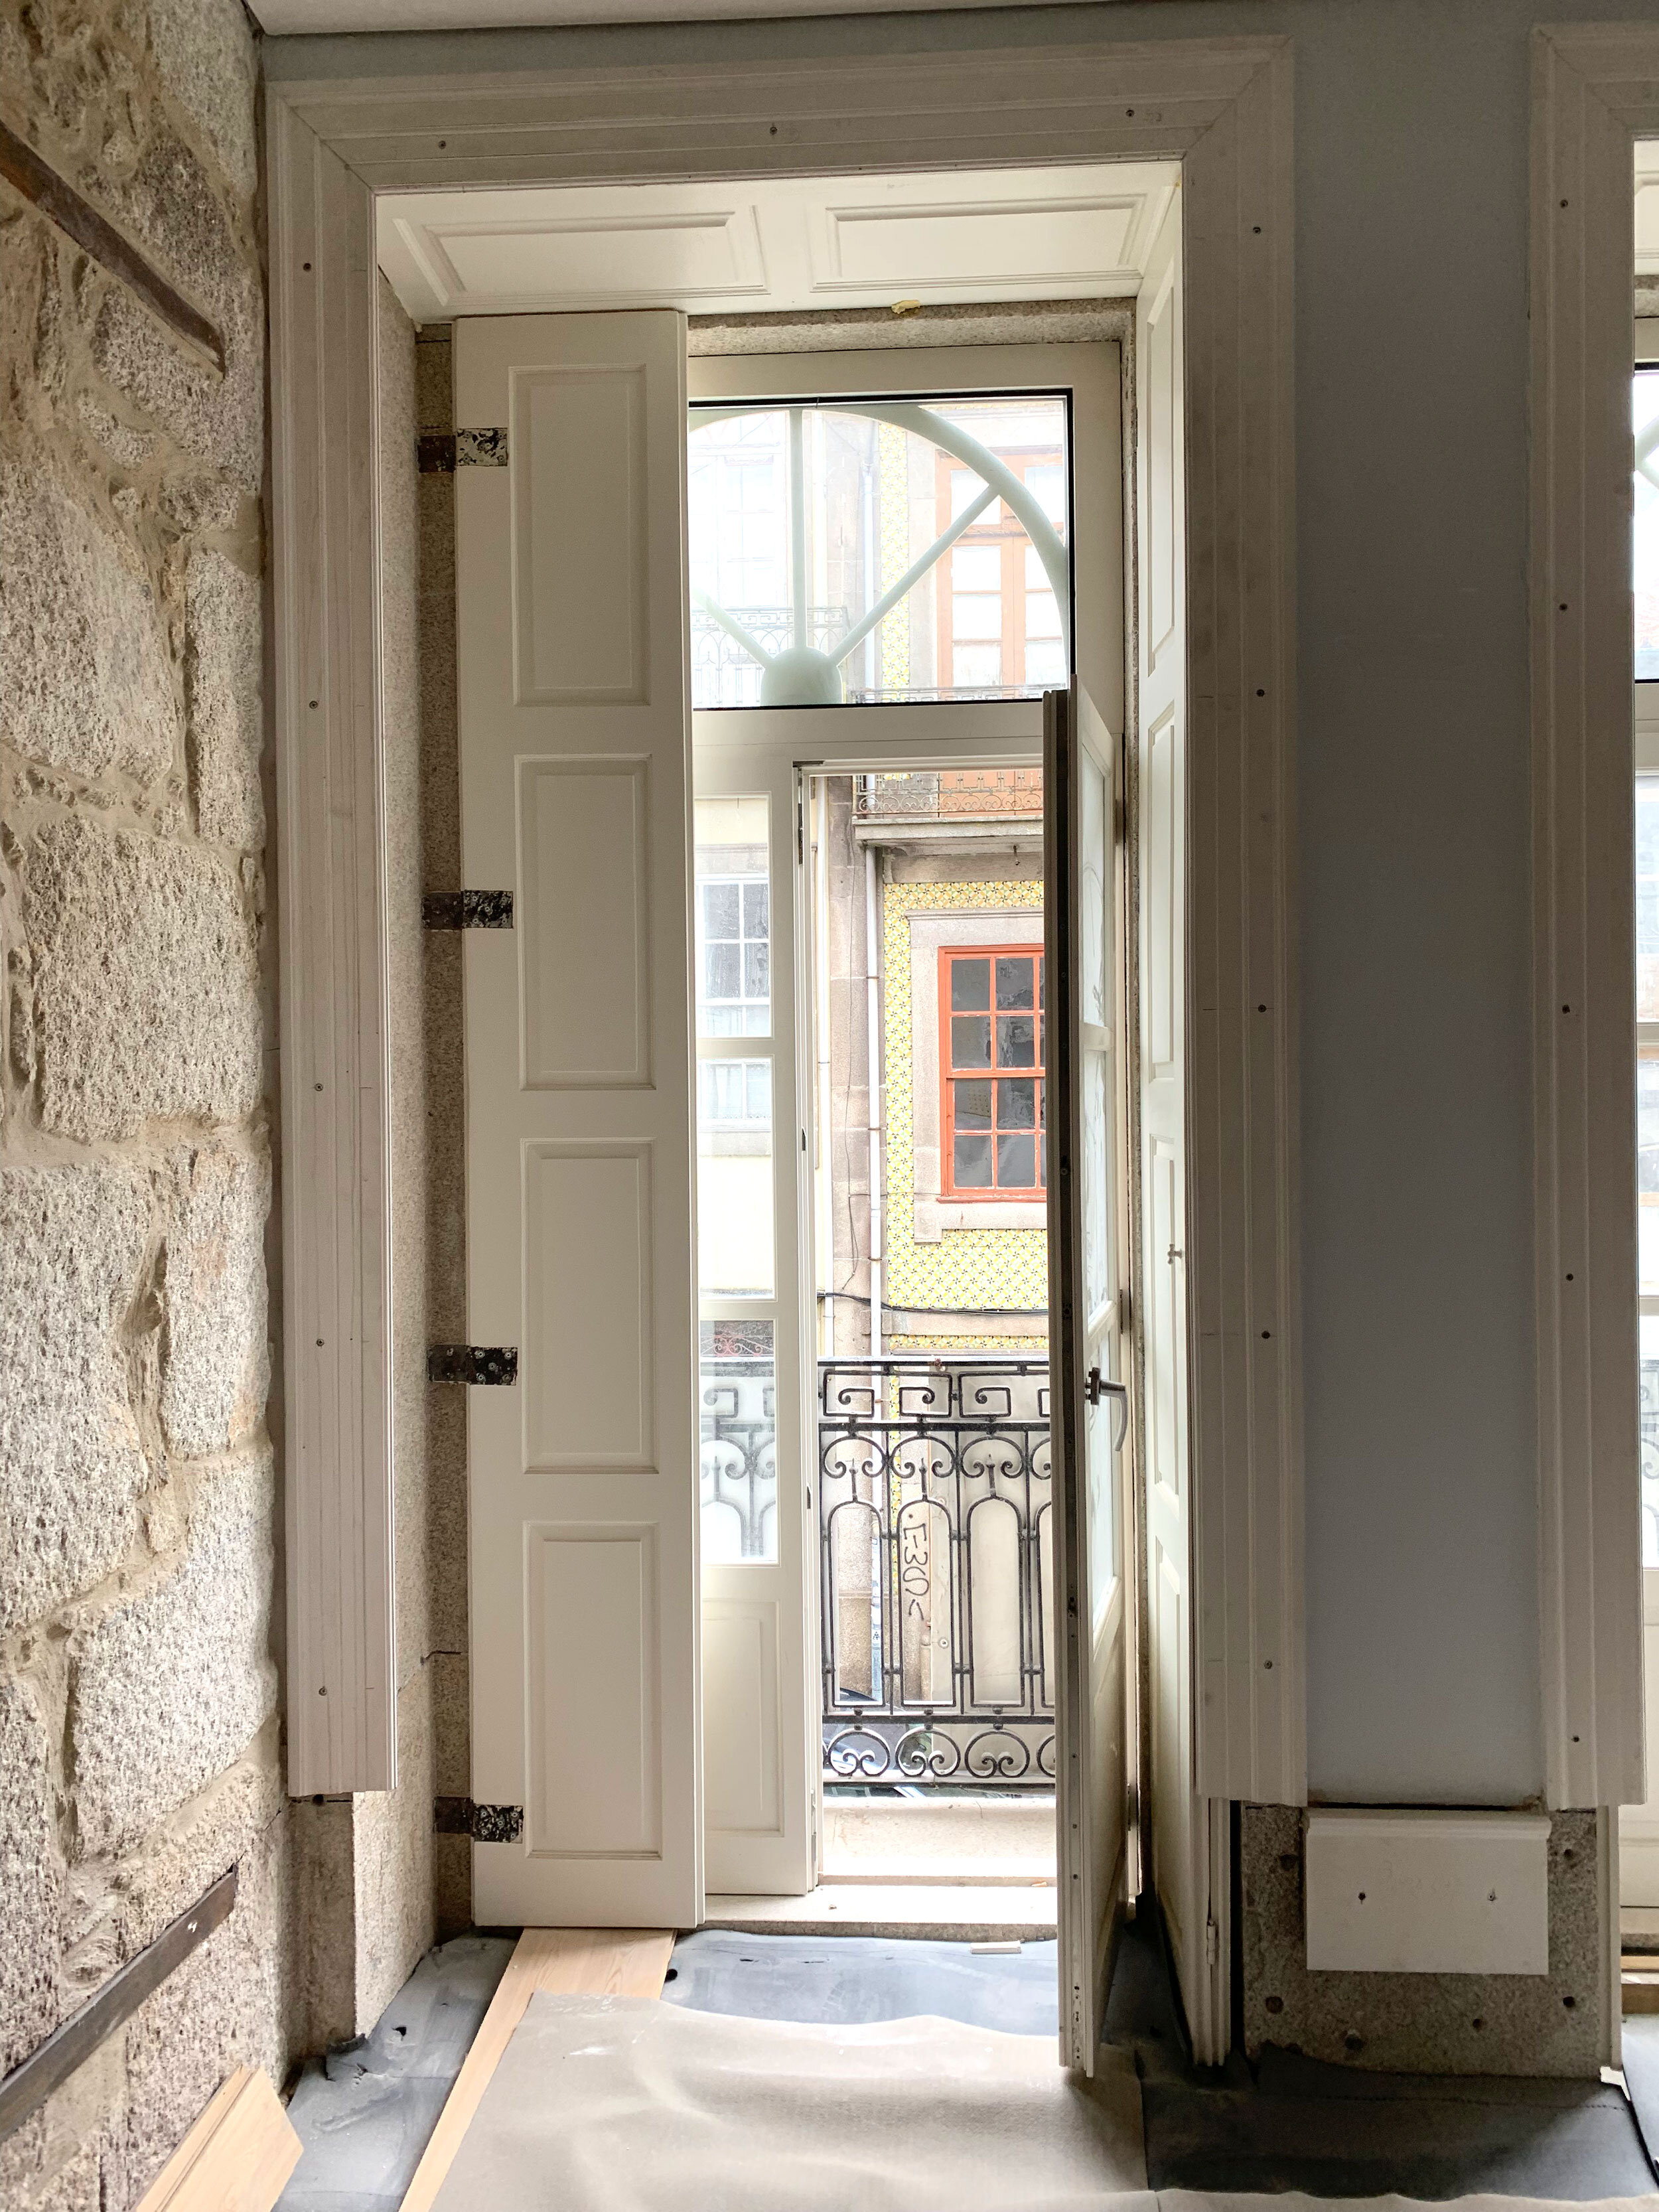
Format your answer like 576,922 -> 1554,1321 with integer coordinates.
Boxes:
1047,679 -> 1130,2071
694,747 -> 814,1896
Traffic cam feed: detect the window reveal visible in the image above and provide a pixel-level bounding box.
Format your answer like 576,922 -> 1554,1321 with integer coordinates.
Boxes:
940,947 -> 1046,1198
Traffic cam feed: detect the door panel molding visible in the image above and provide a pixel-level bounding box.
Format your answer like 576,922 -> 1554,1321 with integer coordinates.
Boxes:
267,31 -> 1301,1804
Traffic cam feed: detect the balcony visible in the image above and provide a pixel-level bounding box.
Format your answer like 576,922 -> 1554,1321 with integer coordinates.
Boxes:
818,1355 -> 1054,1791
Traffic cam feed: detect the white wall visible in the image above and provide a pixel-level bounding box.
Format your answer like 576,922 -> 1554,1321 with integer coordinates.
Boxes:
265,0 -> 1659,1808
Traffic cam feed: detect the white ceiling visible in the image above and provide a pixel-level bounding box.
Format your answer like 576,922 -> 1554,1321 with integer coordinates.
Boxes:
258,0 -> 1086,35
376,163 -> 1180,324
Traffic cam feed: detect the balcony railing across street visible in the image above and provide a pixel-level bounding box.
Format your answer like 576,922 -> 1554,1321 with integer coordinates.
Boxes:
818,1355 -> 1054,1789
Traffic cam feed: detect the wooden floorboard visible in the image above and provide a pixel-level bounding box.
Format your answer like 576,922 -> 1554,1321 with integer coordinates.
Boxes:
399,1929 -> 674,2211
133,2064 -> 301,2211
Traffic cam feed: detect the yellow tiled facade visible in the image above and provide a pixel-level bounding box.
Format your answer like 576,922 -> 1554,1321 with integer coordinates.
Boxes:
882,877 -> 1048,1343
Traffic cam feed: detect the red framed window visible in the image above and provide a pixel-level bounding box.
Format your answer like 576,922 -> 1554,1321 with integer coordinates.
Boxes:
940,946 -> 1046,1199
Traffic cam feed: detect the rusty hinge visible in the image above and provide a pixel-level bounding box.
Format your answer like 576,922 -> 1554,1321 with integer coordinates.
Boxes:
417,431 -> 455,474
427,1345 -> 518,1386
456,427 -> 508,467
434,1797 -> 524,1843
422,890 -> 513,930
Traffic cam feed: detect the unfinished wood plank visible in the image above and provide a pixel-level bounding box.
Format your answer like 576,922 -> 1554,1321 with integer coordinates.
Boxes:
134,2065 -> 301,2212
399,1928 -> 674,2212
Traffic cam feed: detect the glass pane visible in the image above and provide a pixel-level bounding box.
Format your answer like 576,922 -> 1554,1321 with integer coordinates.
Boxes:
954,594 -> 1002,640
997,1013 -> 1037,1068
695,794 -> 770,1037
688,392 -> 1071,707
1642,1046 -> 1659,1295
996,956 -> 1034,1010
1640,776 -> 1659,1019
950,958 -> 990,1011
952,1014 -> 992,1070
698,1062 -> 774,1298
699,1058 -> 773,1122
1000,1077 -> 1037,1130
1026,591 -> 1062,640
1638,368 -> 1659,681
1644,1313 -> 1659,1570
997,1132 -> 1037,1187
1081,752 -> 1108,1027
955,1078 -> 993,1130
703,881 -> 739,937
705,943 -> 740,1001
1082,1057 -> 1110,1315
954,1133 -> 993,1187
954,544 -> 1001,591
954,643 -> 1003,687
700,1319 -> 776,1563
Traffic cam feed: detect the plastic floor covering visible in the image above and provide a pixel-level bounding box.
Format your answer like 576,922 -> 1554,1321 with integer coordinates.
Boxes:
275,1919 -> 1659,2207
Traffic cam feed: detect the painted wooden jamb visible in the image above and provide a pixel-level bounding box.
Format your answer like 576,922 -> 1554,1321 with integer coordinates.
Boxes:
1532,27 -> 1649,1813
268,94 -> 396,1797
264,31 -> 1303,1806
1179,50 -> 1303,1809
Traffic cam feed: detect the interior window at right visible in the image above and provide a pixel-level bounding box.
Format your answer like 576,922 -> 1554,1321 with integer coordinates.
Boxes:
1636,365 -> 1659,680
1639,773 -> 1659,1564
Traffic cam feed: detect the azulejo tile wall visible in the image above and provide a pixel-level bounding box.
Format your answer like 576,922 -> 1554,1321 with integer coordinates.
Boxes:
882,879 -> 1048,1337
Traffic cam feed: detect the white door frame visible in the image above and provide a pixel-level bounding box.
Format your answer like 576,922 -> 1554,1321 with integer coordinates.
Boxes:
267,33 -> 1304,1810
690,336 -> 1121,1896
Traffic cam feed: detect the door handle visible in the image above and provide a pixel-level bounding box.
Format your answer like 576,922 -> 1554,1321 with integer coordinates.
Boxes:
1085,1367 -> 1130,1451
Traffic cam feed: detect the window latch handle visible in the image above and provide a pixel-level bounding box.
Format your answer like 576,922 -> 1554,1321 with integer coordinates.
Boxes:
1085,1366 -> 1129,1450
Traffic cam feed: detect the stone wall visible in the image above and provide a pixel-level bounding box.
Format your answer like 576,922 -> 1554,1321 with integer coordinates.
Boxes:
1239,1805 -> 1607,2076
0,0 -> 292,2203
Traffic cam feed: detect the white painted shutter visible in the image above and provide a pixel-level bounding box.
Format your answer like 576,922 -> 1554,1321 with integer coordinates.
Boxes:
456,312 -> 701,1927
1048,678 -> 1129,2072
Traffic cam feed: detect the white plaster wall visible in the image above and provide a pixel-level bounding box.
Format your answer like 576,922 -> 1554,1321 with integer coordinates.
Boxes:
263,0 -> 1659,1811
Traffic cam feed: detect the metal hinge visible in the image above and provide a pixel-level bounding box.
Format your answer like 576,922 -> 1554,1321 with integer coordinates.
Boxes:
418,429 -> 510,471
456,427 -> 508,467
422,890 -> 513,930
434,1797 -> 524,1843
1205,1917 -> 1220,1967
427,1345 -> 519,1385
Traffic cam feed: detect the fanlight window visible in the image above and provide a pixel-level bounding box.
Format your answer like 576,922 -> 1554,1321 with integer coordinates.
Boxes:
688,394 -> 1072,709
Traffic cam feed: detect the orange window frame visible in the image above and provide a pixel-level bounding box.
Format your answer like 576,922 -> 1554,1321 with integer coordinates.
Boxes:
933,448 -> 1064,696
938,944 -> 1046,1201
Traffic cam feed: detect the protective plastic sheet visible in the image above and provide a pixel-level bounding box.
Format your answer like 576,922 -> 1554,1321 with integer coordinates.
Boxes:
431,1992 -> 1151,2211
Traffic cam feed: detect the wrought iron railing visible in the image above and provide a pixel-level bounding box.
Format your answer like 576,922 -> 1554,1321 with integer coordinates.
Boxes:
699,1356 -> 776,1561
818,1355 -> 1054,1789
